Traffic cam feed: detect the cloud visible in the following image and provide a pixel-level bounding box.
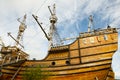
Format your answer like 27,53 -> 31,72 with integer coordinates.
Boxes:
115,72 -> 120,79
82,0 -> 105,15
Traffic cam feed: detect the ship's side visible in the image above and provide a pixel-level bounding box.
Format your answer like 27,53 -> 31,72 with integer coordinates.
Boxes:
45,28 -> 118,80
0,28 -> 118,80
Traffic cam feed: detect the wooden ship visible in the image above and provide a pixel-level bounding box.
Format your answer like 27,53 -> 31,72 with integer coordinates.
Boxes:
0,4 -> 118,80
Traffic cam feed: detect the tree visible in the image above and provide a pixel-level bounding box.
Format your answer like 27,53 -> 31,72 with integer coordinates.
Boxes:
23,65 -> 49,80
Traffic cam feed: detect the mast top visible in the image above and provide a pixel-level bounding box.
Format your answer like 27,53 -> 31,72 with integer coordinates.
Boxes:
88,15 -> 94,32
15,14 -> 27,47
48,4 -> 58,23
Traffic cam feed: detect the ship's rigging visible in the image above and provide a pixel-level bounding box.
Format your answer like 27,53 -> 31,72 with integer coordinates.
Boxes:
33,4 -> 96,48
16,14 -> 27,47
33,4 -> 62,48
88,15 -> 94,32
0,15 -> 28,67
48,4 -> 62,47
0,37 -> 5,47
7,14 -> 27,49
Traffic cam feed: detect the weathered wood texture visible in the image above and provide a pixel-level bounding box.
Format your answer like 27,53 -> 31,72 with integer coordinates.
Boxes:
0,28 -> 118,80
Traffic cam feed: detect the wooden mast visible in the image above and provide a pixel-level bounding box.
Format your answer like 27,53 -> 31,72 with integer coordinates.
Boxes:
32,14 -> 50,41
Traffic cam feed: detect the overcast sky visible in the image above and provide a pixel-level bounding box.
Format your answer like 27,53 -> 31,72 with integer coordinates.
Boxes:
0,0 -> 120,79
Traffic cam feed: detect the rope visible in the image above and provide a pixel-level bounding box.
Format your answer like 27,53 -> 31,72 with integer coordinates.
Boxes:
24,30 -> 40,48
0,15 -> 25,27
35,0 -> 49,15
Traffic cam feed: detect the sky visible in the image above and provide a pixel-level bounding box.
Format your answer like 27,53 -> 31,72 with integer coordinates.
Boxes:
0,0 -> 120,79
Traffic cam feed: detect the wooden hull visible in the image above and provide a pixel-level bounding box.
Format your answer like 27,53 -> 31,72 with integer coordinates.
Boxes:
0,28 -> 118,80
49,69 -> 111,80
1,60 -> 114,80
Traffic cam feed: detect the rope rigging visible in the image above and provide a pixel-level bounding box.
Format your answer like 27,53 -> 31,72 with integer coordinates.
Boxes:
35,0 -> 49,15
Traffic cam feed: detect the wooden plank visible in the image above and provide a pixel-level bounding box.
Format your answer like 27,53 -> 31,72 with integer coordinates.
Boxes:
81,43 -> 117,56
81,52 -> 113,63
70,58 -> 80,64
49,64 -> 110,75
69,40 -> 78,49
19,60 -> 111,72
79,33 -> 118,48
48,69 -> 108,80
46,52 -> 68,60
70,50 -> 79,57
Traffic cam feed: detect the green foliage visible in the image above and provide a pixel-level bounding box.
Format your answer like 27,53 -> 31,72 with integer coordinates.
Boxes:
22,65 -> 49,80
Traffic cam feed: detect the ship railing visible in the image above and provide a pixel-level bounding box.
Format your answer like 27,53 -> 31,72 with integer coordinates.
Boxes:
0,59 -> 26,67
80,28 -> 118,38
0,59 -> 26,78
